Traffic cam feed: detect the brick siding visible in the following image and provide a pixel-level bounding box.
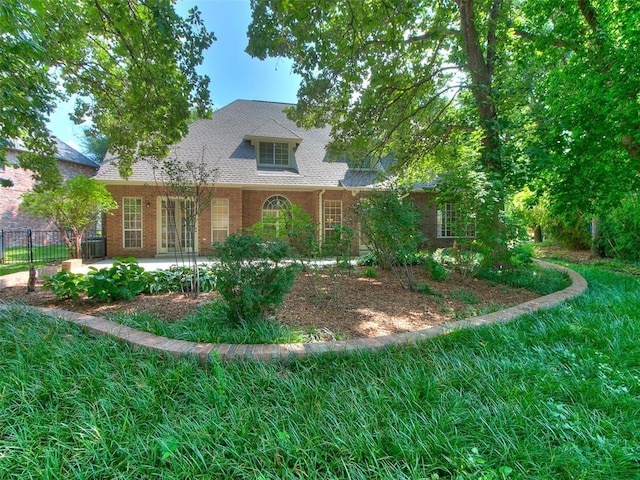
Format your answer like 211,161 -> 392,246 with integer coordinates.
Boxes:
0,150 -> 97,231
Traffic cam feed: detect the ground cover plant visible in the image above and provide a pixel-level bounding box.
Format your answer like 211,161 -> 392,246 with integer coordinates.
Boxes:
0,261 -> 638,478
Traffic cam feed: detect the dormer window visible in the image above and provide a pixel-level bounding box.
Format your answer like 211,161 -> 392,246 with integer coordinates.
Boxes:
259,141 -> 290,167
245,119 -> 302,170
345,154 -> 378,171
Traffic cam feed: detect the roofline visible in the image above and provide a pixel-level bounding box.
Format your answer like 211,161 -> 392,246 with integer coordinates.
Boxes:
96,178 -> 374,192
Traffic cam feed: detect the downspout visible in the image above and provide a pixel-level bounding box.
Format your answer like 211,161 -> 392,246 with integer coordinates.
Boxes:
318,189 -> 326,247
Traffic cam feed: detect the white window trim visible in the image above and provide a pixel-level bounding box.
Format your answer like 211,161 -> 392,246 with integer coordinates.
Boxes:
211,198 -> 229,243
323,199 -> 343,241
437,203 -> 476,239
122,197 -> 143,249
258,141 -> 292,167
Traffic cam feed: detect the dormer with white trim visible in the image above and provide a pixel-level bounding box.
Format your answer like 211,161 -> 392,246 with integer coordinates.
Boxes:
244,119 -> 302,170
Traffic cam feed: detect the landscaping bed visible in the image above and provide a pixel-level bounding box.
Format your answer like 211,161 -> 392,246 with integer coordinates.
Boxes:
0,266 -> 543,341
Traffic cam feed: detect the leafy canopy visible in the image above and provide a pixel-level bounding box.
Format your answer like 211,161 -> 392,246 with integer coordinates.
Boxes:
20,176 -> 117,258
0,0 -> 214,185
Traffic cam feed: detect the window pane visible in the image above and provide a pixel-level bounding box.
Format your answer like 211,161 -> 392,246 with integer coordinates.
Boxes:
259,142 -> 289,166
437,202 -> 475,238
211,198 -> 229,243
123,197 -> 142,248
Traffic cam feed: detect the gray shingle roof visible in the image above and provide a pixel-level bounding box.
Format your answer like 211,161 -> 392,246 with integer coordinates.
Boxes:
95,100 -> 384,189
8,138 -> 99,168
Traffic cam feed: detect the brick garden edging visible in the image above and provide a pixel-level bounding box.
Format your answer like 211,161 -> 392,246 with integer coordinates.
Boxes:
1,260 -> 587,362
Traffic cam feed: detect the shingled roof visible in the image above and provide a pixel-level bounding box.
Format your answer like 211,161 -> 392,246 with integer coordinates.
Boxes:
8,138 -> 99,168
95,100 -> 382,189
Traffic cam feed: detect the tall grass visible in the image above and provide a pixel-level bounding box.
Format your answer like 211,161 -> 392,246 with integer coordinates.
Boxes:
0,265 -> 639,478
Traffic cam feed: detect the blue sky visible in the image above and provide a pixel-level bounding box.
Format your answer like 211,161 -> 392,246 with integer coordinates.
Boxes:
47,0 -> 301,152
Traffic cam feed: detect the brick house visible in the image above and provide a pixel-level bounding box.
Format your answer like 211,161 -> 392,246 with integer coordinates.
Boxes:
1,138 -> 99,231
96,100 -> 464,258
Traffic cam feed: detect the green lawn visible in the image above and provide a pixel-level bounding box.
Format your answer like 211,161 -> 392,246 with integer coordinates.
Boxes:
0,245 -> 69,276
0,264 -> 639,478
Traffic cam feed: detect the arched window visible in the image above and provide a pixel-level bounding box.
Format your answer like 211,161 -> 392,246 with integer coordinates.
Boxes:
262,195 -> 291,235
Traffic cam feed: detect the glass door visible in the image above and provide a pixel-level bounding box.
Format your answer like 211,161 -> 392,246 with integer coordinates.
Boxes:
158,198 -> 197,254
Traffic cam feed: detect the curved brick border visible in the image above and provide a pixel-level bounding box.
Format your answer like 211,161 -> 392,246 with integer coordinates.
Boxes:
1,260 -> 586,362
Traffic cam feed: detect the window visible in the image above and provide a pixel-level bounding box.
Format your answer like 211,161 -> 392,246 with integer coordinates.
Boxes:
211,198 -> 229,244
123,197 -> 142,248
262,195 -> 291,235
347,155 -> 376,171
437,202 -> 476,238
323,200 -> 342,240
259,142 -> 290,166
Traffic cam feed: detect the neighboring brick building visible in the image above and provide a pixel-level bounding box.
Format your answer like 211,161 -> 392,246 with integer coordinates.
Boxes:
1,139 -> 99,231
96,100 -> 467,259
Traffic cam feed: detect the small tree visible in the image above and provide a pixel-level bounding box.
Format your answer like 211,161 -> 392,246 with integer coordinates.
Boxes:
358,189 -> 424,291
151,147 -> 218,298
20,176 -> 116,259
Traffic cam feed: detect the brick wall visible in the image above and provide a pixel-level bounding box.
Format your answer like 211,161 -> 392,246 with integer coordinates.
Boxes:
0,151 -> 97,231
411,191 -> 455,249
104,185 -> 368,258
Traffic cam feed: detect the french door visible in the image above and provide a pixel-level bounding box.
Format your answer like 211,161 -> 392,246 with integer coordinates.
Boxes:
158,198 -> 197,254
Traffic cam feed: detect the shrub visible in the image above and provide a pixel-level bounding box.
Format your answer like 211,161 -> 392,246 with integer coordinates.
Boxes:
433,247 -> 482,281
424,258 -> 450,282
599,195 -> 640,261
356,252 -> 378,267
357,189 -> 424,290
212,233 -> 298,326
42,271 -> 87,299
362,267 -> 377,279
85,257 -> 147,301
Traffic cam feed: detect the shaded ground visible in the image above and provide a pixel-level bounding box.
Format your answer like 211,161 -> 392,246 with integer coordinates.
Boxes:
0,266 -> 541,340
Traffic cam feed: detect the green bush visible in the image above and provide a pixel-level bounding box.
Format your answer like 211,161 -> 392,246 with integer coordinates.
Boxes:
42,270 -> 87,299
357,189 -> 424,290
85,257 -> 147,301
599,195 -> 640,261
361,267 -> 377,279
424,258 -> 450,282
212,233 -> 299,326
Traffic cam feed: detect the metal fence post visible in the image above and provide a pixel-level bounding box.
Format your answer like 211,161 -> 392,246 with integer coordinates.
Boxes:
28,228 -> 34,265
0,230 -> 4,264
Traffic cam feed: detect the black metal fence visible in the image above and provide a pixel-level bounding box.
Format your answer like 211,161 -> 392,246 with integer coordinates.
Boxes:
0,229 -> 106,264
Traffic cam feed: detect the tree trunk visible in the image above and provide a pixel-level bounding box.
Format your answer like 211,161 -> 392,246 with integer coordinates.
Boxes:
590,216 -> 602,257
533,225 -> 543,243
457,0 -> 508,266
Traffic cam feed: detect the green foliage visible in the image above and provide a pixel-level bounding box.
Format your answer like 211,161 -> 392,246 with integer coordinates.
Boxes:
514,1 -> 640,243
20,176 -> 117,258
108,300 -> 305,345
250,204 -> 319,259
85,258 -> 146,302
356,252 -> 378,267
358,189 -> 424,290
449,288 -> 480,305
361,267 -> 377,279
509,243 -> 534,267
476,266 -> 571,296
1,0 -> 214,182
425,258 -> 450,282
322,224 -> 355,262
599,195 -> 640,261
433,247 -> 482,281
1,265 -> 640,478
143,266 -> 217,295
42,271 -> 87,299
545,212 -> 592,250
212,233 -> 298,326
